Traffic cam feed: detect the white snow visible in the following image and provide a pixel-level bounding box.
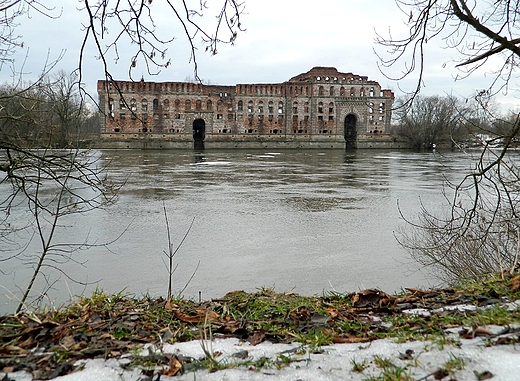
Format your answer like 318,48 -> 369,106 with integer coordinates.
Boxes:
3,335 -> 520,381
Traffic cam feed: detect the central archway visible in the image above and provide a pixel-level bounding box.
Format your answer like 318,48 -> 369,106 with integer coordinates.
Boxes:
344,114 -> 357,149
193,118 -> 205,149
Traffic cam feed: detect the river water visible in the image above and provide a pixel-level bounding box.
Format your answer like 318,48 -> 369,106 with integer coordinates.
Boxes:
0,149 -> 479,314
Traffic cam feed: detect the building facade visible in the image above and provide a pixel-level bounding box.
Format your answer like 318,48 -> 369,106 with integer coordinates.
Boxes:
98,67 -> 398,149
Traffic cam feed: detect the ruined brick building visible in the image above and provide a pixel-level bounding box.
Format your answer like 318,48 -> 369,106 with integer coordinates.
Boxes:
98,67 -> 399,149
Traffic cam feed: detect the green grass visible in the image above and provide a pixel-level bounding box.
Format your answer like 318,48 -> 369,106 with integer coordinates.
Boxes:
2,274 -> 520,379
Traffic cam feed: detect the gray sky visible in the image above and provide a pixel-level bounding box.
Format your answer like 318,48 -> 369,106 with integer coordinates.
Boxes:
4,0 -> 520,111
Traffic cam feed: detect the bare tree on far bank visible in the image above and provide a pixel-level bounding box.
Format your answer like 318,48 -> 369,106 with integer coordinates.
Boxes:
391,95 -> 470,149
378,0 -> 520,282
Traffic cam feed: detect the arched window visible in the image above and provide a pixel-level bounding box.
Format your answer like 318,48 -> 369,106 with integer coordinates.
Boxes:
153,99 -> 159,110
350,87 -> 355,96
318,86 -> 324,96
119,98 -> 126,110
329,102 -> 334,113
141,99 -> 148,111
217,100 -> 223,112
268,101 -> 274,114
185,99 -> 191,110
258,101 -> 264,114
329,87 -> 334,96
248,101 -> 254,113
318,102 -> 323,113
340,87 -> 345,96
304,102 -> 309,114
360,87 -> 365,97
278,101 -> 284,114
207,100 -> 213,110
163,99 -> 169,109
237,100 -> 243,111
293,101 -> 298,114
196,100 -> 202,110
130,98 -> 137,111
370,87 -> 375,97
174,99 -> 180,109
379,102 -> 385,113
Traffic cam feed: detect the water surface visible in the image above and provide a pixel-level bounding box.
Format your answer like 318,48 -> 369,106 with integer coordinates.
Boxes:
0,149 -> 477,313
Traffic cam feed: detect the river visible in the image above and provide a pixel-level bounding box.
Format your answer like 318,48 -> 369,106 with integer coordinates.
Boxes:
0,148 -> 480,314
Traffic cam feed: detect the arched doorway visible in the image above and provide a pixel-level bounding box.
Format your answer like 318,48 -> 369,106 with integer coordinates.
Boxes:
193,118 -> 205,149
344,114 -> 357,149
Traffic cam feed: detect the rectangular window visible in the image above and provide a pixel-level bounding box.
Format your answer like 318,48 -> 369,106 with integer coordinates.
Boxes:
217,114 -> 223,120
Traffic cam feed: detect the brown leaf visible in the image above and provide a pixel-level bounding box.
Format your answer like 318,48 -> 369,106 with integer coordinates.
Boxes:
159,356 -> 183,377
431,368 -> 449,380
60,336 -> 76,350
404,287 -> 428,296
474,370 -> 494,380
326,307 -> 338,319
248,331 -> 265,346
473,326 -> 492,336
332,335 -> 370,344
164,298 -> 177,311
174,308 -> 219,323
511,276 -> 520,292
352,289 -> 395,309
194,308 -> 219,321
1,345 -> 26,354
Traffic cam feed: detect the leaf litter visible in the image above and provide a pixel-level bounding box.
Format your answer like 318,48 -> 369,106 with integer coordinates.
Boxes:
1,275 -> 520,380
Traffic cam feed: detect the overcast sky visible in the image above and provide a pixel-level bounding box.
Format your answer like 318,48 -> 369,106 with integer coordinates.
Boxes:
4,0 -> 520,112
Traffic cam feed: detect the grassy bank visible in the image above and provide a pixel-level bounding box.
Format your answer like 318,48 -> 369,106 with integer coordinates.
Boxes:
1,274 -> 520,379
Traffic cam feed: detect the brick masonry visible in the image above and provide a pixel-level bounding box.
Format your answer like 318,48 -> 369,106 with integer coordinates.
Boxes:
97,67 -> 400,149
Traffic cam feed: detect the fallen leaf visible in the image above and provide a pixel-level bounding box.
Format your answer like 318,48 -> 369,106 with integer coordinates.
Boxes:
352,289 -> 395,309
332,335 -> 370,344
249,331 -> 265,346
473,326 -> 492,336
60,336 -> 76,350
164,298 -> 177,311
160,356 -> 183,377
431,367 -> 449,380
510,276 -> 520,292
326,307 -> 338,319
405,287 -> 426,295
474,370 -> 494,380
173,308 -> 219,323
